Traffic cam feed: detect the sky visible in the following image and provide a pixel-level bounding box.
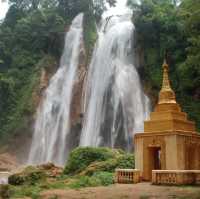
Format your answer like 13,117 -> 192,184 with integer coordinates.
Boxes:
0,0 -> 129,20
103,0 -> 129,18
0,0 -> 9,20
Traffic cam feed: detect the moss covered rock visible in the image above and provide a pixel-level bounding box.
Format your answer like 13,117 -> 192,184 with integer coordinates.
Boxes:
79,154 -> 134,176
8,166 -> 45,186
64,147 -> 134,176
8,163 -> 63,186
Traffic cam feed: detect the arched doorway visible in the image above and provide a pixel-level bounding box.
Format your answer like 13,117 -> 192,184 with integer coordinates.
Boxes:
147,146 -> 161,180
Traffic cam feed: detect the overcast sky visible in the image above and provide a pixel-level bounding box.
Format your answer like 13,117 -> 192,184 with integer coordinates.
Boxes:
0,0 -> 9,20
0,0 -> 129,20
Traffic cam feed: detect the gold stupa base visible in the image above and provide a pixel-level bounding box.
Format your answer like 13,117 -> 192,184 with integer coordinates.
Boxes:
134,59 -> 199,182
134,131 -> 200,181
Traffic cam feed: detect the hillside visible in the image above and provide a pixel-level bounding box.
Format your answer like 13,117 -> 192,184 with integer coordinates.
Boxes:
0,0 -> 199,160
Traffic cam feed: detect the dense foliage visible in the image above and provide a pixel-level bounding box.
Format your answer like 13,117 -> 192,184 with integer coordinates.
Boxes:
3,147 -> 134,198
0,0 -> 199,142
64,147 -> 134,175
128,0 -> 200,130
0,0 -> 115,141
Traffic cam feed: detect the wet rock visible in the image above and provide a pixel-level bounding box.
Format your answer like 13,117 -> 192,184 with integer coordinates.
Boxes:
8,163 -> 63,186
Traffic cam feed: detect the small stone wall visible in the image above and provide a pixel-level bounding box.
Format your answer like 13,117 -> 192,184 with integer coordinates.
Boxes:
152,170 -> 200,185
115,169 -> 140,184
0,172 -> 10,185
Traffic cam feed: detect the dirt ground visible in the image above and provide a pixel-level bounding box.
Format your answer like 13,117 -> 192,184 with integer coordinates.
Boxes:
0,153 -> 18,171
40,183 -> 200,199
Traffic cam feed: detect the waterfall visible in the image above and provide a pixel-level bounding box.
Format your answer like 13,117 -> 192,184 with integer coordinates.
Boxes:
28,0 -> 150,167
80,8 -> 150,150
28,13 -> 84,166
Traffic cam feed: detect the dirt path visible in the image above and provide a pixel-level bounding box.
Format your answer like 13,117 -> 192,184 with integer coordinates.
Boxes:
41,183 -> 200,199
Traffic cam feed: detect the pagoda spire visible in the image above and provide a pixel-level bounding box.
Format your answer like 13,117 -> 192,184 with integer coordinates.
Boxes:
143,57 -> 196,133
158,59 -> 176,104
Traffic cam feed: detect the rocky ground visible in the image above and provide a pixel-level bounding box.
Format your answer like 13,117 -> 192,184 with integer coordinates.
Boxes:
0,153 -> 18,172
40,183 -> 200,199
0,148 -> 200,199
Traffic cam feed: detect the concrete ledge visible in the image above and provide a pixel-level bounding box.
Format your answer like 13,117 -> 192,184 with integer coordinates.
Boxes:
115,169 -> 140,184
152,170 -> 200,185
0,172 -> 10,185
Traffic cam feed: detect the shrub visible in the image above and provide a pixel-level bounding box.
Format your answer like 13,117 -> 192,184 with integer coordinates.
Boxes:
80,154 -> 134,176
10,184 -> 41,199
64,147 -> 134,176
8,166 -> 45,186
68,172 -> 114,189
116,154 -> 135,169
64,147 -> 121,175
80,158 -> 118,176
91,172 -> 114,186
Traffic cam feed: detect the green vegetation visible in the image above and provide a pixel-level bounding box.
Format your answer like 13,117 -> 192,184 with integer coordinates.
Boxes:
1,0 -> 199,144
0,3 -> 65,141
128,0 -> 200,130
64,147 -> 121,174
8,166 -> 46,186
64,147 -> 134,176
0,185 -> 10,199
0,0 -> 115,142
68,172 -> 114,189
3,147 -> 134,198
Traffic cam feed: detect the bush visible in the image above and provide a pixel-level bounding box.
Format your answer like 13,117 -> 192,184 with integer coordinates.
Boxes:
68,172 -> 114,189
8,166 -> 46,186
80,158 -> 118,176
64,147 -> 122,175
91,172 -> 114,186
80,154 -> 134,176
117,154 -> 135,169
10,184 -> 42,199
64,147 -> 134,176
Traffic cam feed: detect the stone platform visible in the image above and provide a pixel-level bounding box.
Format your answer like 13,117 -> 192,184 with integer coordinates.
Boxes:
0,172 -> 10,184
135,131 -> 200,181
152,170 -> 200,185
115,169 -> 140,184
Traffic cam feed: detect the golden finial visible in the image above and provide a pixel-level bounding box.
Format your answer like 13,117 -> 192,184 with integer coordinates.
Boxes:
158,59 -> 176,104
162,58 -> 169,70
161,59 -> 170,90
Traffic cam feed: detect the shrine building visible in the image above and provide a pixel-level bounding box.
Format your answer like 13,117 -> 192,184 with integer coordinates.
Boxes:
134,60 -> 200,184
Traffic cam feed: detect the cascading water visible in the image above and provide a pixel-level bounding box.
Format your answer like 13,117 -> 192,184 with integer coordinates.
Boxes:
28,13 -> 84,166
80,4 -> 150,150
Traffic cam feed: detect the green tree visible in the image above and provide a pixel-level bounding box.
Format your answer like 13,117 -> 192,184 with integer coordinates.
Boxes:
128,0 -> 200,130
178,0 -> 200,94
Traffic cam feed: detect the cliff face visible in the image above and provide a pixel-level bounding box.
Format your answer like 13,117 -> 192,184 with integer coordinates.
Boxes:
28,33 -> 88,156
67,37 -> 87,150
0,17 -> 94,165
33,69 -> 53,109
0,56 -> 59,164
70,41 -> 87,125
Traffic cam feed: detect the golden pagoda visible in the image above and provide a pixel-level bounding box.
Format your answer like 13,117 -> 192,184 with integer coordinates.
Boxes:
144,60 -> 196,133
134,59 -> 200,181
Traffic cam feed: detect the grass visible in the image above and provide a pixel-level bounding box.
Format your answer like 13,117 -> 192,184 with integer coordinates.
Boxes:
67,172 -> 114,189
139,196 -> 151,199
10,184 -> 42,199
6,147 -> 134,198
7,172 -> 114,198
